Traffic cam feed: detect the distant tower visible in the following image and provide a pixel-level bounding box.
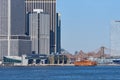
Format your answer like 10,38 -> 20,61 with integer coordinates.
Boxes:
25,0 -> 56,54
29,9 -> 50,55
111,21 -> 120,57
56,13 -> 61,54
0,0 -> 31,59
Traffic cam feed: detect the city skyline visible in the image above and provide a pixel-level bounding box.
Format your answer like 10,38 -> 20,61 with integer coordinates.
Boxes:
0,0 -> 61,60
57,0 -> 120,53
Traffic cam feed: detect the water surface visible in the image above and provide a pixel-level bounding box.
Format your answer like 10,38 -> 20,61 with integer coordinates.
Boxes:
0,66 -> 120,80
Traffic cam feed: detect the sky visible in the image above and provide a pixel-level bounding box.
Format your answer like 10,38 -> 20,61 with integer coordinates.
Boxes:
57,0 -> 120,54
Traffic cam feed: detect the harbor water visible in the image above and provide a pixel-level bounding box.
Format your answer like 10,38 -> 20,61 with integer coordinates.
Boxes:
0,66 -> 120,80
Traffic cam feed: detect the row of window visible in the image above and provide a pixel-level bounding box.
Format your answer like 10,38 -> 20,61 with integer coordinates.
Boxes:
0,36 -> 30,40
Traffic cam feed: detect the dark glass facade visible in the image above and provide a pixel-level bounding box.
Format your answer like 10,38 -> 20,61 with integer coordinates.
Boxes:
56,13 -> 61,54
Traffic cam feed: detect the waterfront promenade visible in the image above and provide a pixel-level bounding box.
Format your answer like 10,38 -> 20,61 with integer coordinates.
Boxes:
1,63 -> 120,67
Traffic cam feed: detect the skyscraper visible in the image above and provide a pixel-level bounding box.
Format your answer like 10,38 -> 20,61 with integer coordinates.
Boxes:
0,0 -> 25,36
0,0 -> 31,60
29,9 -> 50,55
111,21 -> 120,57
56,13 -> 61,54
25,0 -> 56,54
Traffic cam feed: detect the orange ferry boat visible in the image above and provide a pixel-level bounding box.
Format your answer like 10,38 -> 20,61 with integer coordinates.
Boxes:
74,60 -> 97,66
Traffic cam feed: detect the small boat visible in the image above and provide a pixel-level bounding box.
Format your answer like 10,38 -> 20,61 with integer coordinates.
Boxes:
74,60 -> 97,66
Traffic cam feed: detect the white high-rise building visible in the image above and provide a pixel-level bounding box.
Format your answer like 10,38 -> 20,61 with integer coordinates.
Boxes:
111,21 -> 120,57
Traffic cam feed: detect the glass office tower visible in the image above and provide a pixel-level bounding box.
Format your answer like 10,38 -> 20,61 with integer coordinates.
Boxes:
29,9 -> 50,55
26,0 -> 56,54
0,0 -> 31,60
56,13 -> 61,54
